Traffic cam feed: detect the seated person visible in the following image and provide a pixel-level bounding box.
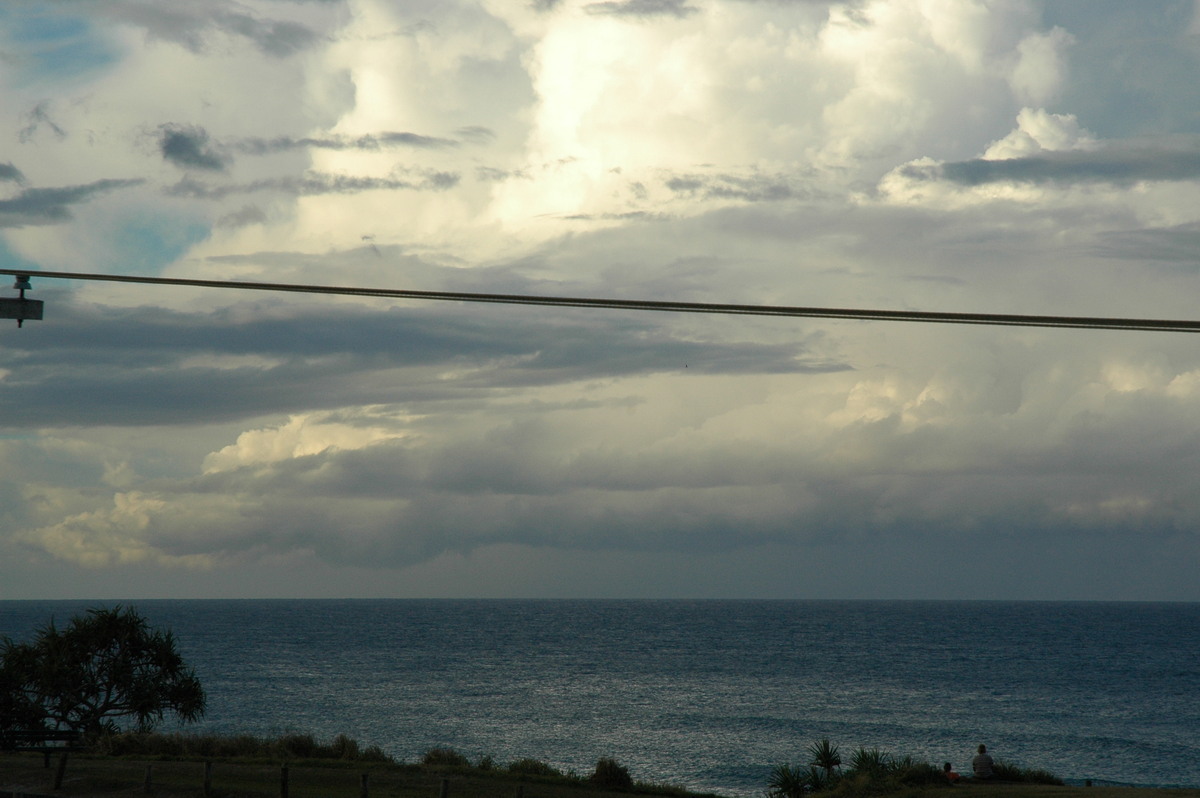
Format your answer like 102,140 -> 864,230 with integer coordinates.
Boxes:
943,763 -> 962,783
972,745 -> 995,780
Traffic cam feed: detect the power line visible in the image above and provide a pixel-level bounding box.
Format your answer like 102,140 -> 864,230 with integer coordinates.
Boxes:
4,267 -> 1200,333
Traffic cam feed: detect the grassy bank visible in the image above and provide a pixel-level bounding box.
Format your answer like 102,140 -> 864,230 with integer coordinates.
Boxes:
4,733 -> 1200,798
0,733 -> 719,798
5,752 -> 1200,798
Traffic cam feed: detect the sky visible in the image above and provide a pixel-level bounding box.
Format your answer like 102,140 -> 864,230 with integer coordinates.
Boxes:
2,0 -> 1200,601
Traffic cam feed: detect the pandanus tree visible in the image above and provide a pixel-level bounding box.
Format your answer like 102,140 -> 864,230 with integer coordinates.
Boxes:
808,738 -> 842,785
0,606 -> 205,739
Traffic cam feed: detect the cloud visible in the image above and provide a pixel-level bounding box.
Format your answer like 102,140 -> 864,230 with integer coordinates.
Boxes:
8,0 -> 1200,599
164,171 -> 460,200
0,298 -> 843,427
96,2 -> 322,58
215,205 -> 268,229
1094,221 -> 1200,264
232,131 -> 460,155
902,143 -> 1200,187
664,172 -> 798,202
0,163 -> 25,184
215,11 -> 320,57
158,124 -> 230,171
155,125 -> 464,174
18,101 -> 67,143
0,179 -> 145,228
583,0 -> 700,17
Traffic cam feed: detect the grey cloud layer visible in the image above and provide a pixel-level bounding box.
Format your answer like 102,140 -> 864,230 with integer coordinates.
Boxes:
97,1 -> 322,57
0,179 -> 145,228
156,124 -> 463,172
165,171 -> 459,199
909,144 -> 1200,187
0,298 -> 840,427
584,0 -> 700,17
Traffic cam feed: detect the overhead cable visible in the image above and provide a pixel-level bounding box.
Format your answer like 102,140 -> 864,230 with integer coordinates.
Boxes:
3,267 -> 1199,333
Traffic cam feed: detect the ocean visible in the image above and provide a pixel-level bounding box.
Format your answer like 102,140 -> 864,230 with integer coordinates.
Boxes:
2,600 -> 1198,795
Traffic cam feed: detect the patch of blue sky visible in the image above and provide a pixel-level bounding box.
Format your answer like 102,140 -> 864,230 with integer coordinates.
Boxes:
0,237 -> 86,301
0,7 -> 118,85
109,215 -> 211,277
0,236 -> 41,276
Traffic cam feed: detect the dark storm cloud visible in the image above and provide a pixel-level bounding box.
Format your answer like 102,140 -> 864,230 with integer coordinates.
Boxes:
0,163 -> 25,184
158,124 -> 230,171
0,301 -> 844,428
0,179 -> 144,228
164,171 -> 459,200
904,144 -> 1200,187
584,0 -> 699,18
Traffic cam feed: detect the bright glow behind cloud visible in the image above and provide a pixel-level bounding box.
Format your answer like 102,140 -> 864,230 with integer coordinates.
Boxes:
3,0 -> 1200,600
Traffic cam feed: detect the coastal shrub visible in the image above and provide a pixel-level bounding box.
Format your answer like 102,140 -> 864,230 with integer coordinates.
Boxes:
591,757 -> 634,791
847,748 -> 890,778
277,733 -> 319,759
767,763 -> 810,798
805,764 -> 835,792
360,744 -> 391,763
808,739 -> 842,782
331,733 -> 359,759
477,754 -> 497,771
89,731 -> 394,763
892,761 -> 943,786
508,757 -> 564,777
423,747 -> 471,768
992,760 -> 1063,785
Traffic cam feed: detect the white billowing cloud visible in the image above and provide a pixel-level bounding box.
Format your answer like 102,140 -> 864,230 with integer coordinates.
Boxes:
484,0 -> 1067,243
19,491 -> 216,569
203,411 -> 411,474
982,107 -> 1096,159
7,0 -> 1200,599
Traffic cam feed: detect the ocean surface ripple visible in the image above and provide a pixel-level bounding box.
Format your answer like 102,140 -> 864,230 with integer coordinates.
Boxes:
3,600 -> 1198,796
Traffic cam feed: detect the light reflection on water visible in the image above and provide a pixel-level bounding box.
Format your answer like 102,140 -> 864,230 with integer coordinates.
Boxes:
2,599 -> 1198,795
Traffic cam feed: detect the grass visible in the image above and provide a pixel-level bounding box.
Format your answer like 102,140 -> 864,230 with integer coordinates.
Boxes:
0,734 -> 723,798
4,734 -> 1200,798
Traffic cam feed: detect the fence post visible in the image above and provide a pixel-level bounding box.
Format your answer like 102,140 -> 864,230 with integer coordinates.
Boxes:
516,785 -> 525,798
144,764 -> 153,794
204,761 -> 213,798
440,777 -> 449,798
360,772 -> 370,798
281,764 -> 290,798
53,753 -> 69,789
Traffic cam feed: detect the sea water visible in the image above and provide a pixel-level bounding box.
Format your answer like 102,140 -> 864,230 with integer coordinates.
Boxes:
2,600 -> 1198,795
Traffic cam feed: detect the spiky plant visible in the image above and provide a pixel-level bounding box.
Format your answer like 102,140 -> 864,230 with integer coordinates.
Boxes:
848,747 -> 890,777
767,763 -> 810,798
807,738 -> 842,783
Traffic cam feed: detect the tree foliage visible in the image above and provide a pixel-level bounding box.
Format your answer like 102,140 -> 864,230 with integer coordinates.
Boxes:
0,606 -> 205,738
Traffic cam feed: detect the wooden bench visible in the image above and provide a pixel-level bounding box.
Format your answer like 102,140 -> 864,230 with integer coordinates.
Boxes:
1,729 -> 86,768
